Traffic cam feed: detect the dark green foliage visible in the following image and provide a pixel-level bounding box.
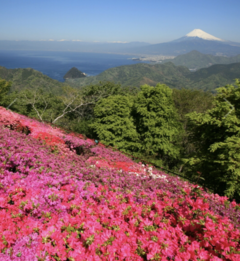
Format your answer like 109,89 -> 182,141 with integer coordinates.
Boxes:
133,84 -> 182,166
173,88 -> 214,127
91,95 -> 140,152
187,79 -> 240,200
90,84 -> 183,167
173,88 -> 214,161
71,118 -> 96,138
0,78 -> 12,104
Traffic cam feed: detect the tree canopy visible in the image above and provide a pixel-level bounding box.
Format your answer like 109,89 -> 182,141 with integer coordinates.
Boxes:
187,79 -> 240,199
91,95 -> 139,152
133,84 -> 182,166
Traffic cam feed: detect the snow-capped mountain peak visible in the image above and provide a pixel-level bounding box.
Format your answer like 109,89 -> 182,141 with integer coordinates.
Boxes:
186,29 -> 223,41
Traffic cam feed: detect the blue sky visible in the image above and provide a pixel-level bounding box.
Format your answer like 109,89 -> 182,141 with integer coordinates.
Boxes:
1,0 -> 240,43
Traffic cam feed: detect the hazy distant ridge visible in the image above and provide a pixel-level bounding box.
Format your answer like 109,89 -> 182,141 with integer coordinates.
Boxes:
162,50 -> 240,70
1,29 -> 240,56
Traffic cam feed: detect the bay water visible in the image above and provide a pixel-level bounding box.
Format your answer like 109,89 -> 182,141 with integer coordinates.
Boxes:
0,50 -> 147,82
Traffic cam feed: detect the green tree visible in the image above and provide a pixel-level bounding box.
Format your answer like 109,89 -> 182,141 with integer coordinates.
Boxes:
0,78 -> 12,105
173,88 -> 214,129
187,79 -> 240,200
79,82 -> 121,120
6,88 -> 64,123
172,88 -> 214,170
91,95 -> 139,152
133,84 -> 182,167
72,82 -> 139,138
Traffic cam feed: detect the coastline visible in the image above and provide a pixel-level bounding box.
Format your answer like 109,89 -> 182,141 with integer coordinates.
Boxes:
130,55 -> 175,63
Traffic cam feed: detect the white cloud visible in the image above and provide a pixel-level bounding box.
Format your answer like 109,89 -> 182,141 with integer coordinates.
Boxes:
72,40 -> 83,42
107,41 -> 128,43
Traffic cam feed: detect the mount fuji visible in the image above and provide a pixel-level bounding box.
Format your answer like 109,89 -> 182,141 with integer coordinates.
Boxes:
128,29 -> 240,56
1,29 -> 240,57
173,29 -> 224,42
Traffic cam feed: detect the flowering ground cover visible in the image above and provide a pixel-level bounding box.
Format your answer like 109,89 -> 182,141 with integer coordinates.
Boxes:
1,106 -> 240,260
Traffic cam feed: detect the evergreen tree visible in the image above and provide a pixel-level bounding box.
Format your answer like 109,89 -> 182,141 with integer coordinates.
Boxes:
133,84 -> 182,166
187,79 -> 240,200
91,95 -> 139,152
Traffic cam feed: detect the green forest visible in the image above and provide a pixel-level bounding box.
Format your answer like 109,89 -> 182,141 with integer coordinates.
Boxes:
1,70 -> 240,202
66,62 -> 240,92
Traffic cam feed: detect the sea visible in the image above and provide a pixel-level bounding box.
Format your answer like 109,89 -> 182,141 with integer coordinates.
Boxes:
0,50 -> 147,82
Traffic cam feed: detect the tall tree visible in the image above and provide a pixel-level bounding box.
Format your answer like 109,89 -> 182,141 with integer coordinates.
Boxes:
187,79 -> 240,200
133,84 -> 182,166
91,95 -> 139,152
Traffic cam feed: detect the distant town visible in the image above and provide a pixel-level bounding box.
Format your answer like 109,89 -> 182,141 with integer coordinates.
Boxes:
131,55 -> 175,63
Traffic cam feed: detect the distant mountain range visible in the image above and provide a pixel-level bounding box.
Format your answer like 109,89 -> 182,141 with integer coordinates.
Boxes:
0,40 -> 149,54
1,29 -> 240,56
1,59 -> 240,94
66,62 -> 240,92
127,29 -> 240,56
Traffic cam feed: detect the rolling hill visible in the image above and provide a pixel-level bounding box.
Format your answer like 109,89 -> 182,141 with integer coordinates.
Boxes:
161,50 -> 240,70
0,66 -> 65,94
1,59 -> 240,95
66,62 -> 240,92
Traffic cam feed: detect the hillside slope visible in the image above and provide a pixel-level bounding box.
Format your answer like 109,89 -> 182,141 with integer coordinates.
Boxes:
63,67 -> 86,79
0,106 -> 240,259
0,66 -> 65,94
67,62 -> 240,91
66,62 -> 191,89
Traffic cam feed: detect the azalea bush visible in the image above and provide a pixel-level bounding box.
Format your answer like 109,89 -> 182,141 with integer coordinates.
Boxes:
1,106 -> 240,260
